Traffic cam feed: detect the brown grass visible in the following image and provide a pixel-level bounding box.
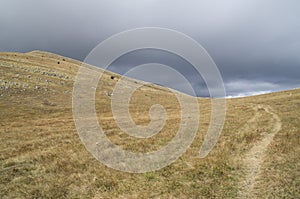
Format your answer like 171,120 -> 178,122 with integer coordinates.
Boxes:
0,51 -> 299,198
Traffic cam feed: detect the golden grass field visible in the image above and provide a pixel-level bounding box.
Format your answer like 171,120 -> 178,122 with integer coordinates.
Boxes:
0,51 -> 299,198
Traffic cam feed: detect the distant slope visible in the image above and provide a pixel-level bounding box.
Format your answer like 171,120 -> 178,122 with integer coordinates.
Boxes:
0,51 -> 299,198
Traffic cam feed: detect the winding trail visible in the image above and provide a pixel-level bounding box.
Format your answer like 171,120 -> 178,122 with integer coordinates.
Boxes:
237,104 -> 282,198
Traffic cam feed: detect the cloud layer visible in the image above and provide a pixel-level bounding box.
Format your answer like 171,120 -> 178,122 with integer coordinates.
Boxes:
1,0 -> 299,96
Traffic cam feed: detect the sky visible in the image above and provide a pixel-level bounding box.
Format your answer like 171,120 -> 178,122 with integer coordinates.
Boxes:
1,0 -> 299,97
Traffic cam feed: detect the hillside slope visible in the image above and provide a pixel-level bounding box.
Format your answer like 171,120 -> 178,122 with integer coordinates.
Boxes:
0,51 -> 299,198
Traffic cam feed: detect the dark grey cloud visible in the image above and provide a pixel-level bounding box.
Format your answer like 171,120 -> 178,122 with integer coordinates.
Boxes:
0,0 -> 299,97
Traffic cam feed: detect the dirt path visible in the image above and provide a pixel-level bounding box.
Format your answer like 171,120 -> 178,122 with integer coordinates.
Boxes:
237,104 -> 282,198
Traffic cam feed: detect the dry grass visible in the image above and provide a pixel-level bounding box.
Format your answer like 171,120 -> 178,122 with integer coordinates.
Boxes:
0,51 -> 299,198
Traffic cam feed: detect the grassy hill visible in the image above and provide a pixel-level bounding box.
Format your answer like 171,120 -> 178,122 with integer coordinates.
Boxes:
0,51 -> 299,198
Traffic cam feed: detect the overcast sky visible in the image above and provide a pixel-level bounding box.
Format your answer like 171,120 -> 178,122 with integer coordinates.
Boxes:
1,0 -> 299,97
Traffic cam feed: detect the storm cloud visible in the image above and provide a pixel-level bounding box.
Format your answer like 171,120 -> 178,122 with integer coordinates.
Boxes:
1,0 -> 299,96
